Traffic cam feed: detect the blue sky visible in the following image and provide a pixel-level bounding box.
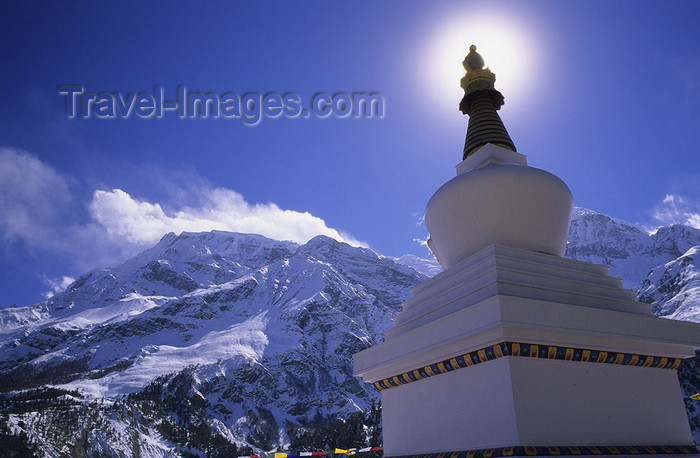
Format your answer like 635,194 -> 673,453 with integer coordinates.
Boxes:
1,1 -> 699,307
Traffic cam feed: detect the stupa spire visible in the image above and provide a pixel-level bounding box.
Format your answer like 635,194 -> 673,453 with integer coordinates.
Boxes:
459,45 -> 516,159
355,40 -> 699,458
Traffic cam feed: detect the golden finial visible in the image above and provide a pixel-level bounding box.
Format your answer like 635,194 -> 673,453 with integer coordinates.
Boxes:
463,44 -> 485,71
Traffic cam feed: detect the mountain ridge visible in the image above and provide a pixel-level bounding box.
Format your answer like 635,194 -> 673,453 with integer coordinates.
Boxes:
1,207 -> 699,455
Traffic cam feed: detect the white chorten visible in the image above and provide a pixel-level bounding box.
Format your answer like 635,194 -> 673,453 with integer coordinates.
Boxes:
354,45 -> 700,458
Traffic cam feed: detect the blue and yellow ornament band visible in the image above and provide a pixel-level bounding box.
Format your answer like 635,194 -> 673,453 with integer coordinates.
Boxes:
373,341 -> 683,391
388,444 -> 700,458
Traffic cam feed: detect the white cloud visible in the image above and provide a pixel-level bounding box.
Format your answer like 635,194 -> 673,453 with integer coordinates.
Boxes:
0,148 -> 72,249
653,193 -> 700,229
413,212 -> 425,227
0,148 -> 367,286
42,276 -> 76,299
688,214 -> 700,228
88,187 -> 367,247
412,237 -> 429,248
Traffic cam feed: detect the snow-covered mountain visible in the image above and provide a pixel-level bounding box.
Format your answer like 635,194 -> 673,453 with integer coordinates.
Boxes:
392,254 -> 442,278
638,247 -> 700,322
0,231 -> 424,456
566,208 -> 700,326
566,208 -> 700,288
1,208 -> 700,455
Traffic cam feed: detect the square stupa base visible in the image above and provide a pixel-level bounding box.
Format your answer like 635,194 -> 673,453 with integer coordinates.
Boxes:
382,356 -> 691,456
354,245 -> 700,457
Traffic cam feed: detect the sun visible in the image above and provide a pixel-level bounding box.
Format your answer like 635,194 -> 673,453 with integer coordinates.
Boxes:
424,14 -> 538,112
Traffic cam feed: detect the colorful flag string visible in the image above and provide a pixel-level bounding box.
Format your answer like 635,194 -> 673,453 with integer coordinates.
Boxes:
241,446 -> 382,458
684,393 -> 700,401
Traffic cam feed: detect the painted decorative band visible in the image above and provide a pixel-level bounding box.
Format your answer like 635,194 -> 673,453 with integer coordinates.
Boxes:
388,444 -> 700,458
373,341 -> 683,391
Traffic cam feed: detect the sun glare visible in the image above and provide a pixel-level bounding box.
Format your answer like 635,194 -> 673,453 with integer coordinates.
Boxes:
425,14 -> 537,112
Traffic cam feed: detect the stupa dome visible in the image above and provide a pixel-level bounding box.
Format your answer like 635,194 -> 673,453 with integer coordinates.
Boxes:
425,47 -> 573,269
